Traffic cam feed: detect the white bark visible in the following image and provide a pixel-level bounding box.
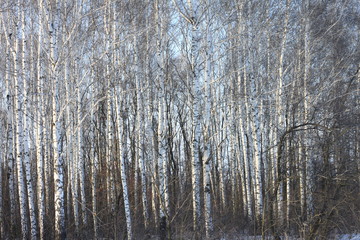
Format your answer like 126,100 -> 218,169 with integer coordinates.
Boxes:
77,79 -> 87,226
65,59 -> 78,230
53,77 -> 66,240
239,113 -> 253,219
249,72 -> 263,220
90,57 -> 98,239
275,0 -> 290,224
47,0 -> 66,237
237,1 -> 253,219
158,93 -> 169,235
143,1 -> 158,227
186,0 -> 202,232
104,3 -> 115,214
12,2 -> 28,237
156,1 -> 169,237
115,90 -> 133,240
134,16 -> 149,229
21,6 -> 37,238
203,11 -> 213,236
36,1 -> 45,238
304,0 -> 314,220
139,82 -> 149,231
243,64 -> 256,221
0,122 -> 3,238
4,31 -> 16,233
230,79 -> 237,215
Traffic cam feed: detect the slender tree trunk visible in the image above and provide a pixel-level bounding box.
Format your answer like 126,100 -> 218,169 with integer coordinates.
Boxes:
4,32 -> 16,237
186,1 -> 202,234
303,0 -> 314,222
47,0 -> 66,238
68,64 -> 79,231
90,55 -> 99,239
13,2 -> 28,237
22,8 -> 37,238
155,1 -> 169,238
77,77 -> 87,226
36,1 -> 45,238
203,11 -> 213,236
134,15 -> 149,230
115,90 -> 133,240
274,0 -> 290,227
104,3 -> 115,218
0,125 -> 3,239
236,1 -> 253,219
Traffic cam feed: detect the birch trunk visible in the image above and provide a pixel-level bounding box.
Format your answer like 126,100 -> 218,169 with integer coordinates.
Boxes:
115,90 -> 132,240
0,123 -> 3,238
90,56 -> 98,239
304,0 -> 314,220
237,1 -> 253,219
191,23 -> 202,236
295,46 -> 306,220
275,0 -> 290,224
21,7 -> 37,237
4,33 -> 16,235
239,113 -> 252,219
134,16 -> 149,229
47,0 -> 66,237
36,1 -> 45,238
188,0 -> 202,233
230,79 -> 237,216
249,72 -> 263,221
155,1 -> 169,238
104,3 -> 115,215
203,12 -> 213,236
13,2 -> 28,237
53,73 -> 66,240
243,63 -> 256,221
77,79 -> 87,226
144,1 -> 158,228
68,63 -> 79,230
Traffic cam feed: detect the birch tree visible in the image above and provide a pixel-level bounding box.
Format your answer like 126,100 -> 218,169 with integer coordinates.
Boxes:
35,1 -> 45,238
21,3 -> 37,238
12,1 -> 28,237
0,0 -> 358,239
115,90 -> 133,240
45,0 -> 66,238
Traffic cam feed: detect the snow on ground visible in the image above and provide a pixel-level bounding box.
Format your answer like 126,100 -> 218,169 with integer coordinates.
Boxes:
337,234 -> 360,240
215,234 -> 360,240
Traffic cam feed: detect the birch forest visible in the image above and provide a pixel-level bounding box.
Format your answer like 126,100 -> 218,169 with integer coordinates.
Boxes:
0,0 -> 359,239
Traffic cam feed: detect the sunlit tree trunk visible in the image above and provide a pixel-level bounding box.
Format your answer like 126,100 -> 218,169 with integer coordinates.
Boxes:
104,2 -> 115,217
47,0 -> 66,238
155,1 -> 169,238
90,53 -> 98,239
243,57 -> 256,222
236,1 -> 253,219
0,118 -> 3,238
12,2 -> 28,237
115,89 -> 133,240
67,60 -> 79,232
247,63 -> 263,221
303,0 -> 314,221
275,0 -> 290,225
76,73 -> 87,226
3,29 -> 16,236
133,14 -> 149,230
203,9 -> 213,236
184,0 -> 203,234
21,6 -> 37,238
36,1 -> 45,238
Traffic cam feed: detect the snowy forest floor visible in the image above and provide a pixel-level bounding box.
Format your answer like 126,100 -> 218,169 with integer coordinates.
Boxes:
142,233 -> 360,240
